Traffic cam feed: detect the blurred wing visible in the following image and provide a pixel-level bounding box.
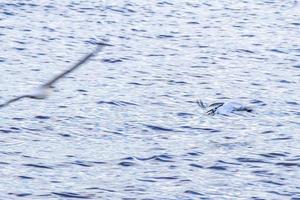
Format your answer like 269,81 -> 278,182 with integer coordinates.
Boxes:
0,95 -> 31,108
0,43 -> 111,109
41,44 -> 106,88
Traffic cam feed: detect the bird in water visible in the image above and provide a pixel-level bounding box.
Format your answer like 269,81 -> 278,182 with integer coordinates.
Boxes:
0,42 -> 111,109
197,100 -> 252,115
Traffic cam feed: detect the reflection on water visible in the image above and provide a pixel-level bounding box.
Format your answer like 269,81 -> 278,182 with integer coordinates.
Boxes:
1,1 -> 300,199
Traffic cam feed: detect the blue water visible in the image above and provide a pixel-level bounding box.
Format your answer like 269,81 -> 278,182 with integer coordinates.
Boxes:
1,1 -> 300,199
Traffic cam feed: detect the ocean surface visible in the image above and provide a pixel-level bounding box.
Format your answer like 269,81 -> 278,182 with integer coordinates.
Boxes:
1,1 -> 300,199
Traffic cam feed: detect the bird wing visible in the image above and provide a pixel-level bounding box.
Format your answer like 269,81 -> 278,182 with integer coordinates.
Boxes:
41,43 -> 108,89
0,42 -> 111,109
197,100 -> 206,109
0,95 -> 32,108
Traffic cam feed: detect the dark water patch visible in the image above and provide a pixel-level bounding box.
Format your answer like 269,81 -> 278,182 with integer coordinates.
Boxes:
118,161 -> 136,167
250,99 -> 267,106
8,193 -> 32,197
197,56 -> 209,60
0,129 -> 12,133
52,192 -> 92,199
59,133 -> 71,137
184,190 -> 204,196
18,175 -> 34,179
251,197 -> 266,200
20,3 -> 38,7
35,115 -> 51,120
157,34 -> 174,39
241,34 -> 255,37
293,112 -> 300,116
23,164 -> 53,169
168,80 -> 188,85
187,21 -> 199,24
105,6 -> 135,14
150,176 -> 179,180
252,170 -> 275,176
270,136 -> 292,140
127,82 -> 153,86
261,130 -> 274,134
236,157 -> 270,164
259,152 -> 288,158
87,188 -> 116,193
207,165 -> 227,170
134,155 -> 156,161
217,160 -> 240,166
14,47 -> 26,51
131,28 -> 146,32
197,45 -> 209,49
291,22 -> 300,26
185,152 -> 202,156
91,161 -> 106,165
293,64 -> 300,68
285,101 -> 298,105
135,154 -> 174,162
0,161 -> 9,165
22,155 -> 40,159
1,151 -> 21,155
3,127 -> 20,134
70,160 -> 93,167
177,112 -> 194,117
157,1 -> 173,6
144,125 -> 176,132
275,162 -> 299,167
224,136 -> 235,139
269,49 -> 287,54
42,26 -> 55,32
97,100 -> 138,106
147,54 -> 165,57
200,128 -> 221,133
154,154 -> 174,162
278,79 -> 292,84
236,49 -> 255,54
31,68 -> 41,72
287,157 -> 300,162
3,11 -> 15,16
21,29 -> 31,32
260,180 -> 284,186
102,58 -> 123,63
251,82 -> 263,86
77,89 -> 88,93
267,190 -> 291,197
189,163 -> 204,169
180,126 -> 221,133
137,178 -> 157,183
13,117 -> 25,121
103,130 -> 124,135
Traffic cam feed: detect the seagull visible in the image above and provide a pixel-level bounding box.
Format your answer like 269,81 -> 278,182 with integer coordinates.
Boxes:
197,100 -> 252,115
0,42 -> 111,109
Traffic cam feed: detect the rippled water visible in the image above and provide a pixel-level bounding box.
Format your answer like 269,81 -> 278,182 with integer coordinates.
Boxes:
1,1 -> 300,199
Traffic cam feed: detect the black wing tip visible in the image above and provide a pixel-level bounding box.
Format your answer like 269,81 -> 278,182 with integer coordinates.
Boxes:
197,99 -> 206,109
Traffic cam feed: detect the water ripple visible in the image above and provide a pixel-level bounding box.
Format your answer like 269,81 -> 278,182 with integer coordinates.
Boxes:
0,0 -> 299,199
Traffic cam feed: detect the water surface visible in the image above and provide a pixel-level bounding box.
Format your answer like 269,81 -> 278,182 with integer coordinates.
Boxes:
0,1 -> 300,199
